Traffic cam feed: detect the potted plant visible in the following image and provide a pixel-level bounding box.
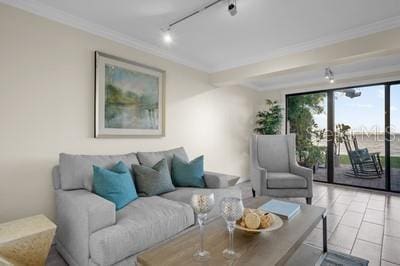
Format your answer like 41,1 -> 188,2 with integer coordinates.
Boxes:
298,128 -> 326,173
305,145 -> 326,173
254,99 -> 283,135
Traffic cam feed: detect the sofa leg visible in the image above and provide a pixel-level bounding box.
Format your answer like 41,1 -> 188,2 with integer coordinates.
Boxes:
252,188 -> 256,198
306,197 -> 312,205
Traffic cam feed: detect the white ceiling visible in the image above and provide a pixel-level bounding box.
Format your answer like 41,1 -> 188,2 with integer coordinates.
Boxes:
3,0 -> 400,72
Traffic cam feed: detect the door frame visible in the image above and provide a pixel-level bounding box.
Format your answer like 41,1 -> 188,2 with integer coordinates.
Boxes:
285,80 -> 400,192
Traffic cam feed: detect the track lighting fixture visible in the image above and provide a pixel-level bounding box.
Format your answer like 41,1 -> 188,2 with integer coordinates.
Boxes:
228,0 -> 237,16
324,68 -> 330,79
161,0 -> 238,45
162,29 -> 173,44
324,68 -> 335,83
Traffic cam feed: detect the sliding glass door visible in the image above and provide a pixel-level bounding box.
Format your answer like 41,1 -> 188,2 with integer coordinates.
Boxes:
285,81 -> 399,192
333,86 -> 386,189
390,84 -> 400,192
287,92 -> 328,182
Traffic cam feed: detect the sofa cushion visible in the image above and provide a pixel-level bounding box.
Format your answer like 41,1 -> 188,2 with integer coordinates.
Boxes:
172,155 -> 205,188
137,147 -> 189,175
93,162 -> 138,210
89,196 -> 194,266
59,153 -> 139,191
133,159 -> 175,196
267,172 -> 307,189
160,187 -> 242,219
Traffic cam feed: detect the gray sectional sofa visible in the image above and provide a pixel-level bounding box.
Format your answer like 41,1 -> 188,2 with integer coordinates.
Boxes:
52,147 -> 241,266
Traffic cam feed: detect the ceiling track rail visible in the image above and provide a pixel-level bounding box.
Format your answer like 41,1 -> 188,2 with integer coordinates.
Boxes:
167,0 -> 225,29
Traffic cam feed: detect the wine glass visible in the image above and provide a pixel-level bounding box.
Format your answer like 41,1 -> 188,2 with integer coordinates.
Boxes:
190,192 -> 215,262
220,197 -> 244,259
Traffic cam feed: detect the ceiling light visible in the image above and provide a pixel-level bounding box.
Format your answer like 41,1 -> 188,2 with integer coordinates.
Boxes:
160,0 -> 238,45
324,68 -> 330,79
228,0 -> 237,16
162,30 -> 173,44
324,67 -> 334,83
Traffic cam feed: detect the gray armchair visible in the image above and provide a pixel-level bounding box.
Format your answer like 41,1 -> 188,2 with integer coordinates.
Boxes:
250,134 -> 313,204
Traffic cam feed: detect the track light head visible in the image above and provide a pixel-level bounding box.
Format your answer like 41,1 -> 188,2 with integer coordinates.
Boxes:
162,29 -> 173,44
228,0 -> 237,16
325,68 -> 330,79
324,67 -> 335,83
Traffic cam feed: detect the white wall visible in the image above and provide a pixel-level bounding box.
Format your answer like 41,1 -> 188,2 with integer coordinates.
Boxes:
0,4 -> 259,223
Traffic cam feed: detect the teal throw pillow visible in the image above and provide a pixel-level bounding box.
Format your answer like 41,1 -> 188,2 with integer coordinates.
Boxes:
112,160 -> 132,173
93,161 -> 138,210
132,159 -> 175,196
172,155 -> 205,188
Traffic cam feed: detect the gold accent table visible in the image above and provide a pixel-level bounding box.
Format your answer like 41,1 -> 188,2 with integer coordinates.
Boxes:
0,215 -> 56,266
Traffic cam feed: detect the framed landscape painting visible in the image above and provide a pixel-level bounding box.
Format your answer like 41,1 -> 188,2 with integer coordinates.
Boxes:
95,51 -> 165,137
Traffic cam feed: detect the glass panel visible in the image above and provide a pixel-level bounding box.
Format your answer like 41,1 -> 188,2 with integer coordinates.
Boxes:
287,92 -> 328,182
390,85 -> 400,192
334,86 -> 386,189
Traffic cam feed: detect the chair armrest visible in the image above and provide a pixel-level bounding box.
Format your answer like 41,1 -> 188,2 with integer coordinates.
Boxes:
250,166 -> 267,196
291,163 -> 313,186
56,190 -> 116,266
370,152 -> 381,158
203,171 -> 240,188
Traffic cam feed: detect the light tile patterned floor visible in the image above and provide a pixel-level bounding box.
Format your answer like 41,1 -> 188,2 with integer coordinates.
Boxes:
47,181 -> 400,266
302,182 -> 400,266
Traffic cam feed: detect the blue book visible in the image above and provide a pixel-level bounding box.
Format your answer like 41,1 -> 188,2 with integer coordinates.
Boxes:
259,199 -> 301,220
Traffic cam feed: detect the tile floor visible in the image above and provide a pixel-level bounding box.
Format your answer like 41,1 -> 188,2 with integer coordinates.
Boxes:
47,181 -> 400,266
302,182 -> 400,266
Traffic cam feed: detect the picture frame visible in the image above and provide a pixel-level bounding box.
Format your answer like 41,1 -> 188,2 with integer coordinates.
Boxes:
95,51 -> 165,138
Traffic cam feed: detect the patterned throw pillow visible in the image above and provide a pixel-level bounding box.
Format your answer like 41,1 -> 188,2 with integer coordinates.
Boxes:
132,159 -> 176,196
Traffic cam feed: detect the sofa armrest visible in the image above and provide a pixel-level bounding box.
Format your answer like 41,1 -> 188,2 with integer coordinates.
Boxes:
203,171 -> 240,188
56,190 -> 116,266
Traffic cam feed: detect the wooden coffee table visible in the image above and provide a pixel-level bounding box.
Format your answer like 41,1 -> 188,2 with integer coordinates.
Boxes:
137,196 -> 327,266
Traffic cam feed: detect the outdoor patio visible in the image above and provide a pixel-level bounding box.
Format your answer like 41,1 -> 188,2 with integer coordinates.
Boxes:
314,164 -> 400,191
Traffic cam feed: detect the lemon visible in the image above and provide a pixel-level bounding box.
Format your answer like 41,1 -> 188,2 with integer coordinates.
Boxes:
244,212 -> 261,229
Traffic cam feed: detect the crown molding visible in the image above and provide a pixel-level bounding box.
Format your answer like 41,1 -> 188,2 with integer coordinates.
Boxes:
0,0 -> 211,72
2,0 -> 400,74
211,15 -> 400,72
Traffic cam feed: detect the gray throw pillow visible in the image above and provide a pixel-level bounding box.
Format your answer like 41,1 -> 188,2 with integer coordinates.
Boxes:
132,159 -> 175,196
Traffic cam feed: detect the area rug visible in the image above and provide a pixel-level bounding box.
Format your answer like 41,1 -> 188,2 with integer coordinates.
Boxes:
321,251 -> 369,266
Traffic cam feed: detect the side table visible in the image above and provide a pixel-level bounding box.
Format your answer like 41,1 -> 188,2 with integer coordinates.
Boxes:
0,214 -> 56,265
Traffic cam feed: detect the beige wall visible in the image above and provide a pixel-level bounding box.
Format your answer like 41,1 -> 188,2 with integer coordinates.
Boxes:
0,4 -> 259,223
